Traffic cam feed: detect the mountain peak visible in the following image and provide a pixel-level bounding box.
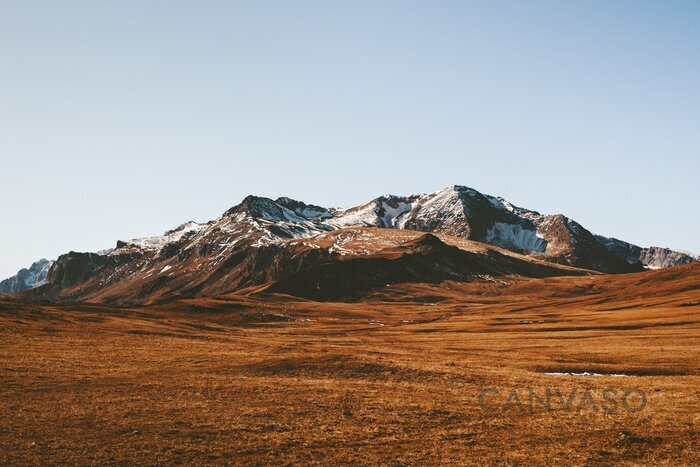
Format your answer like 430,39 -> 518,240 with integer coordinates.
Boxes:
275,197 -> 331,220
223,196 -> 291,220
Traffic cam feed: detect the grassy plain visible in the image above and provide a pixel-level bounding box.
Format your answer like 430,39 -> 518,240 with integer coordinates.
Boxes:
1,264 -> 699,464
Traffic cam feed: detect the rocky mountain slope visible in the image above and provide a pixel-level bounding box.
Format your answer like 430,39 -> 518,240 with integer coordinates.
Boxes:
10,185 -> 696,304
595,235 -> 698,269
27,225 -> 590,305
0,259 -> 53,294
266,231 -> 590,300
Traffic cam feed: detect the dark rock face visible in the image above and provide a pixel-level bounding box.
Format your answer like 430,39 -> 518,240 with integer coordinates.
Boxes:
267,234 -> 589,301
0,259 -> 53,294
31,251 -> 142,300
596,236 -> 644,266
45,252 -> 123,290
274,197 -> 331,220
534,218 -> 643,274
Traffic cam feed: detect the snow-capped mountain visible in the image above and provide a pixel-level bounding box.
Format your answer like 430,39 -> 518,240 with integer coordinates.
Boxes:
12,185 -> 696,304
321,186 -> 637,272
0,259 -> 54,294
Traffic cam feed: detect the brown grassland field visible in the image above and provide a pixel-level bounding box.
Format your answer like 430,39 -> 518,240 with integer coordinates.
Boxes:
1,263 -> 699,465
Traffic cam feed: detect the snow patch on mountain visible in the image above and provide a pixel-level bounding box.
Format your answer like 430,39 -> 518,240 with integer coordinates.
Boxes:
378,199 -> 413,227
120,221 -> 207,251
396,187 -> 469,233
275,197 -> 332,220
486,222 -> 547,253
328,202 -> 380,228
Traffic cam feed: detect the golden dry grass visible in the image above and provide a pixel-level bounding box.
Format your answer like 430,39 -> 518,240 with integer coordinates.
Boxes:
1,265 -> 699,465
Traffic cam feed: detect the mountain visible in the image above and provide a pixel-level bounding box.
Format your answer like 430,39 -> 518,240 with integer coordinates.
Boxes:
325,186 -> 640,273
595,235 -> 699,269
0,259 -> 53,294
29,225 -> 590,305
14,185 -> 696,304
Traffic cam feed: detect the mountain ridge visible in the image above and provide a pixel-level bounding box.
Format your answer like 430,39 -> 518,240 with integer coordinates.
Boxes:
6,185 -> 697,303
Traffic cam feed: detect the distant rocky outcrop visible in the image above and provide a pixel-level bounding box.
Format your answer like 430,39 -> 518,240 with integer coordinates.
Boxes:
595,236 -> 698,269
0,259 -> 54,294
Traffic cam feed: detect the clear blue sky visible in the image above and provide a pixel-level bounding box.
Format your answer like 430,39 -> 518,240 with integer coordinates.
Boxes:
1,0 -> 698,278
